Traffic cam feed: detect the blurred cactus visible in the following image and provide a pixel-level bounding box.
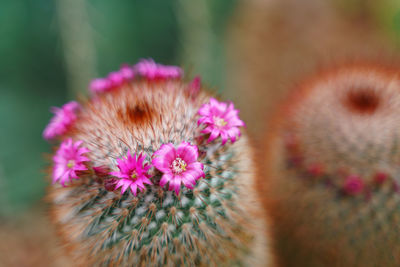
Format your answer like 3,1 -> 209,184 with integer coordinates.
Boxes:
262,63 -> 400,266
46,62 -> 271,266
226,0 -> 397,139
0,211 -> 71,267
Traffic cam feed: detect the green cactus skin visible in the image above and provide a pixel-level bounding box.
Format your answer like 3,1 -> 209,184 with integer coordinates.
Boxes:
48,80 -> 272,266
262,63 -> 400,267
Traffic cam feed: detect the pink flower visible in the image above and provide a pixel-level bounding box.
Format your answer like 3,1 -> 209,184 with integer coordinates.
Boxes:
188,76 -> 201,98
134,59 -> 183,80
53,139 -> 90,186
374,172 -> 388,184
307,163 -> 324,176
89,78 -> 112,93
43,101 -> 80,140
109,152 -> 153,196
197,98 -> 245,145
152,142 -> 205,195
107,71 -> 125,88
93,165 -> 110,178
119,64 -> 135,80
89,65 -> 135,93
104,178 -> 118,192
343,175 -> 364,195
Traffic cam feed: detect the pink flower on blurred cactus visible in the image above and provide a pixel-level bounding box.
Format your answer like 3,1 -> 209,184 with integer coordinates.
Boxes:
134,59 -> 183,80
109,152 -> 153,196
53,139 -> 90,186
188,76 -> 201,98
93,165 -> 110,178
43,101 -> 80,140
197,98 -> 245,145
107,71 -> 125,88
89,78 -> 112,93
119,64 -> 135,80
343,175 -> 364,195
104,178 -> 118,192
89,64 -> 135,93
152,142 -> 204,195
374,172 -> 388,184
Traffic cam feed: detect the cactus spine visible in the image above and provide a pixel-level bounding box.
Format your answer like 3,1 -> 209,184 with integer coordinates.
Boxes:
261,63 -> 400,267
46,62 -> 272,266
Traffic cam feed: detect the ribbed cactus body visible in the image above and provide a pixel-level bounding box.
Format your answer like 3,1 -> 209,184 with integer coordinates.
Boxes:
262,64 -> 400,266
48,79 -> 271,266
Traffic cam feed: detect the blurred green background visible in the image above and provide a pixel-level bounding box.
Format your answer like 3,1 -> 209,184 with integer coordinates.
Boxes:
0,0 -> 236,217
1,0 -> 400,219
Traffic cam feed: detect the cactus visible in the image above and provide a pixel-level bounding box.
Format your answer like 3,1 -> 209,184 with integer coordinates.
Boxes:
45,60 -> 272,266
261,63 -> 400,267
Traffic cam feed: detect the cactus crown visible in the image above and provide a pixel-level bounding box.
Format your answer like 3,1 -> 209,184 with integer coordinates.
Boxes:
45,60 -> 263,266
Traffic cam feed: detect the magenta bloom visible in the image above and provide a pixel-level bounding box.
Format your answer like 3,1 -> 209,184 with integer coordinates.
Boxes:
343,175 -> 364,195
89,78 -> 112,93
197,98 -> 245,145
107,71 -> 124,88
374,172 -> 388,184
109,152 -> 153,196
89,65 -> 135,93
188,76 -> 201,98
152,142 -> 205,195
134,59 -> 183,80
119,64 -> 135,80
53,139 -> 90,186
43,101 -> 80,140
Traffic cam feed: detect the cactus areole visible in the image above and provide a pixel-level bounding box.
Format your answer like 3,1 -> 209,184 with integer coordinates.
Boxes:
44,59 -> 271,266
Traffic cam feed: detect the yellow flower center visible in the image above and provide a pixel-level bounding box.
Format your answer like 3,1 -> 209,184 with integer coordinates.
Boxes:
131,172 -> 137,180
213,116 -> 227,127
67,160 -> 75,168
172,157 -> 187,174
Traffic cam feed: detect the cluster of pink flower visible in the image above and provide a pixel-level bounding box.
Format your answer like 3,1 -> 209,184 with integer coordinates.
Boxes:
108,142 -> 206,196
134,59 -> 183,80
89,65 -> 135,93
285,136 -> 392,197
89,59 -> 183,94
43,60 -> 244,196
43,101 -> 80,140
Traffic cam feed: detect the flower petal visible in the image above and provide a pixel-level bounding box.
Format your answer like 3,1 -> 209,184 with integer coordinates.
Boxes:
160,173 -> 173,187
152,143 -> 176,170
176,142 -> 198,164
169,177 -> 182,195
109,150 -> 153,195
